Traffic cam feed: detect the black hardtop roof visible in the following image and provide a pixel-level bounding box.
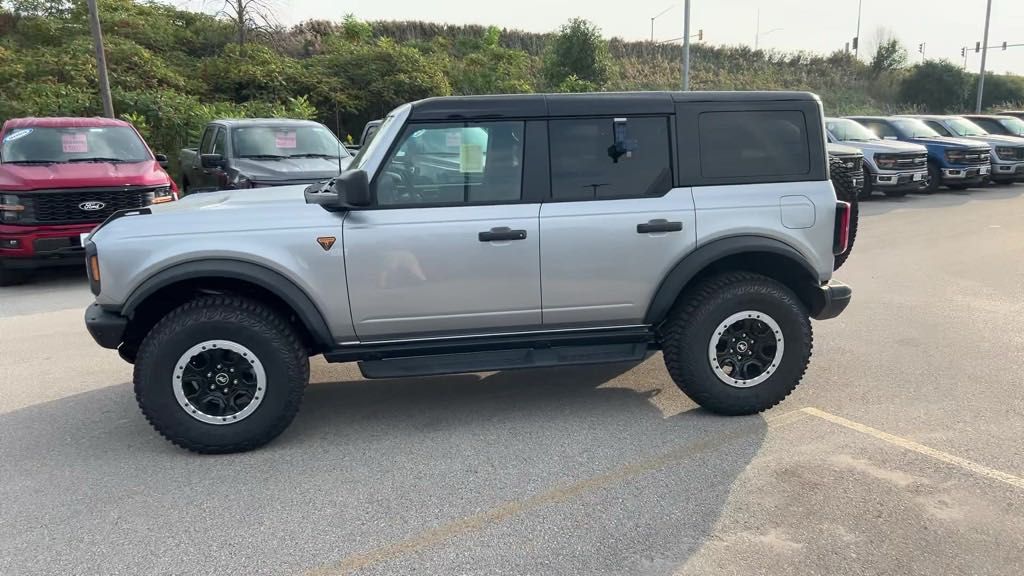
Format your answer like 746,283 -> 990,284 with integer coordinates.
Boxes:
408,91 -> 820,121
212,118 -> 326,128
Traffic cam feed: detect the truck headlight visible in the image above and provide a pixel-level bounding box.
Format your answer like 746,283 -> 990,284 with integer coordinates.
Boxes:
0,194 -> 24,222
945,150 -> 966,163
874,154 -> 897,169
994,146 -> 1018,161
150,186 -> 175,204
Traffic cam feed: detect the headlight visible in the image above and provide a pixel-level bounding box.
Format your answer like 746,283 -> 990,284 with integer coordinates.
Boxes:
874,154 -> 898,169
0,194 -> 24,222
994,146 -> 1019,161
945,150 -> 966,163
150,186 -> 175,204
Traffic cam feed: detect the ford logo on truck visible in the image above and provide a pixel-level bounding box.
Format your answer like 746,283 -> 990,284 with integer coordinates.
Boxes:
79,201 -> 106,211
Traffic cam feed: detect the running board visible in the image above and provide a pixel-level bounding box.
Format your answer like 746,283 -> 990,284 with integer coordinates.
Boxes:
357,342 -> 650,379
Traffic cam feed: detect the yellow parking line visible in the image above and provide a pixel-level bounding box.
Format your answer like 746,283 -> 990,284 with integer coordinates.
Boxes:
801,407 -> 1024,490
302,409 -> 808,576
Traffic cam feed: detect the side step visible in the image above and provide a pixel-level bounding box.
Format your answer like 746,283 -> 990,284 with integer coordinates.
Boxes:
358,343 -> 649,379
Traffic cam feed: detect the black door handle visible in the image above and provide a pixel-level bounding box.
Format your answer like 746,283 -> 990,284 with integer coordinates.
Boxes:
637,219 -> 683,234
479,227 -> 528,242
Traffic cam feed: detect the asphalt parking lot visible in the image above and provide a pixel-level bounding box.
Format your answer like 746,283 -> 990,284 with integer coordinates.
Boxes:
2,185 -> 1024,576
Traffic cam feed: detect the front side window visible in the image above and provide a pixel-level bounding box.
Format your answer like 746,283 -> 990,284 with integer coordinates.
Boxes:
890,118 -> 941,139
232,125 -> 348,159
212,128 -> 227,155
549,117 -> 672,200
924,120 -> 953,137
1,126 -> 151,164
375,121 -> 524,206
971,118 -> 1006,134
698,111 -> 809,179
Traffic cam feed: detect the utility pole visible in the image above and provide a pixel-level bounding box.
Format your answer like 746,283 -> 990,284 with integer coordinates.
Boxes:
975,0 -> 992,113
854,0 -> 863,58
682,0 -> 691,90
86,0 -> 114,118
650,5 -> 674,42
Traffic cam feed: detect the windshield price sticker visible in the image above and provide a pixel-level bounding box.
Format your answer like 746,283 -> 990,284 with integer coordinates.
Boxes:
3,129 -> 32,143
275,131 -> 297,149
62,133 -> 89,153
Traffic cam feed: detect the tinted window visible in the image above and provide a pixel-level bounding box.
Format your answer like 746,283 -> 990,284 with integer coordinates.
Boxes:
376,121 -> 524,206
212,128 -> 227,155
860,120 -> 897,139
924,120 -> 952,137
698,111 -> 809,179
971,118 -> 1005,134
549,117 -> 671,200
200,127 -> 216,154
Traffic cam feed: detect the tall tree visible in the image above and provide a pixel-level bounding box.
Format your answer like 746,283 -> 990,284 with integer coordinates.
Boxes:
217,0 -> 276,47
542,18 -> 610,90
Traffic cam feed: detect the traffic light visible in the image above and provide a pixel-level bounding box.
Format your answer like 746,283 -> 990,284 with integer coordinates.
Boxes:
698,29 -> 703,41
1003,41 -> 1008,50
852,37 -> 858,50
918,43 -> 924,54
976,41 -> 981,53
961,47 -> 966,57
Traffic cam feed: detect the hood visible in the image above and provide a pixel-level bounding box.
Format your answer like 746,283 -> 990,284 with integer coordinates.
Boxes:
231,156 -> 352,181
952,133 -> 1024,147
0,160 -> 171,191
837,138 -> 927,154
907,136 -> 988,150
826,143 -> 862,157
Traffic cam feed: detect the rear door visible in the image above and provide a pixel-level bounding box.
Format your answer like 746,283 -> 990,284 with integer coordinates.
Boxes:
343,120 -> 543,340
539,116 -> 696,328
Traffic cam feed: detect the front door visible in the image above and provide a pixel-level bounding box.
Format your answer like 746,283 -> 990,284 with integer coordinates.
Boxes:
344,120 -> 542,340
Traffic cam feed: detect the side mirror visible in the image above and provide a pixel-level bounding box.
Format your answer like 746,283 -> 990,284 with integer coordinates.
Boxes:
154,153 -> 169,168
336,169 -> 371,207
201,153 -> 224,169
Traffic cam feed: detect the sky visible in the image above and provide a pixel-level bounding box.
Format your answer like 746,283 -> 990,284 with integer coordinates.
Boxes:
260,0 -> 1024,75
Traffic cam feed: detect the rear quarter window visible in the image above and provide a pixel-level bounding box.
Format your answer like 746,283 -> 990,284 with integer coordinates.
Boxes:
698,110 -> 810,179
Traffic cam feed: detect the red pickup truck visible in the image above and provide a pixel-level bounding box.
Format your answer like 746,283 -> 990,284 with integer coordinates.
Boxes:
0,117 -> 177,285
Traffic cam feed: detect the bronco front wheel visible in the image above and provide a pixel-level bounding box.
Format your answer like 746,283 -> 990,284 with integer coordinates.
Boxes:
134,295 -> 309,453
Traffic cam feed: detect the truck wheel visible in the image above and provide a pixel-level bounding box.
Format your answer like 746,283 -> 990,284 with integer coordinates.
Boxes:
860,167 -> 873,199
927,162 -> 942,193
181,177 -> 191,196
829,157 -> 858,271
661,272 -> 812,416
133,295 -> 309,454
0,264 -> 28,287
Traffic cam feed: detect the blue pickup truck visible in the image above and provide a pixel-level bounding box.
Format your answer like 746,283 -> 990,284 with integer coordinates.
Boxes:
846,116 -> 991,192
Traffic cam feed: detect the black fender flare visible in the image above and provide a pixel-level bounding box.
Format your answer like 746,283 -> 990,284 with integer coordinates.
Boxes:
643,236 -> 820,324
121,259 -> 334,349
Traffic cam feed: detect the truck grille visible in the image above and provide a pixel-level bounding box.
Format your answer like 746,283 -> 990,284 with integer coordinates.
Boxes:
18,187 -> 153,225
891,152 -> 928,168
962,149 -> 991,165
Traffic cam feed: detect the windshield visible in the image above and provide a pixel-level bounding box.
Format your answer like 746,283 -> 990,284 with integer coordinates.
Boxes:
0,126 -> 151,164
826,119 -> 880,142
891,118 -> 942,139
945,117 -> 988,137
231,125 -> 348,159
998,116 -> 1024,135
350,114 -> 396,171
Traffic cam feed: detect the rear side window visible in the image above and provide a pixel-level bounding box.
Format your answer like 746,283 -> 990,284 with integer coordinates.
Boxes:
698,111 -> 809,179
549,117 -> 672,200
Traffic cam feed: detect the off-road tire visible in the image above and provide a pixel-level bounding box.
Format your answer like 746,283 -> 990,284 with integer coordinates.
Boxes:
661,272 -> 813,416
829,157 -> 859,271
134,295 -> 309,454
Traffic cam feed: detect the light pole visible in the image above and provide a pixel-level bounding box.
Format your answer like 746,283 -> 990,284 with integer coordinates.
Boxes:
975,0 -> 993,113
682,0 -> 691,90
86,0 -> 114,118
754,9 -> 783,50
854,0 -> 863,58
650,5 -> 674,42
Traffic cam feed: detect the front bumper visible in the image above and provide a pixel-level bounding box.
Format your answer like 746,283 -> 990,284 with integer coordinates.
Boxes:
941,164 -> 989,182
809,280 -> 852,321
873,169 -> 928,191
0,222 -> 96,268
85,303 -> 127,349
991,161 -> 1024,182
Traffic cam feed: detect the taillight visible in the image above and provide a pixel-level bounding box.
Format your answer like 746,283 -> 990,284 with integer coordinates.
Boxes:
834,201 -> 851,255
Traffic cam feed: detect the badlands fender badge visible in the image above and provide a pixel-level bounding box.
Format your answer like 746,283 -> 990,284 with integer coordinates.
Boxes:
317,236 -> 336,251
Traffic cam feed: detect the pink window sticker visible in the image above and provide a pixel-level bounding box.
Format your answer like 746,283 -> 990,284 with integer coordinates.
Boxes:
62,133 -> 88,153
275,131 -> 297,149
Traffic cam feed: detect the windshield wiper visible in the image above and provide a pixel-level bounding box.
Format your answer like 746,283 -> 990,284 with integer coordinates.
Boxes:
287,153 -> 340,159
238,154 -> 288,159
3,159 -> 58,165
67,157 -> 127,163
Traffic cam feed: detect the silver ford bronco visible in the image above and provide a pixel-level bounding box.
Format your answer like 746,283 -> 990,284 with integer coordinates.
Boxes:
84,92 -> 853,453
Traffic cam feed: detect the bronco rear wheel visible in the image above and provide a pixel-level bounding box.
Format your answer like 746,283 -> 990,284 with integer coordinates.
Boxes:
134,295 -> 308,453
661,272 -> 812,415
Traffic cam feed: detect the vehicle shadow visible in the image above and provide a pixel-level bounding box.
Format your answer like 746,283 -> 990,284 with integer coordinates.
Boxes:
860,183 -> 1024,217
0,360 -> 768,575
